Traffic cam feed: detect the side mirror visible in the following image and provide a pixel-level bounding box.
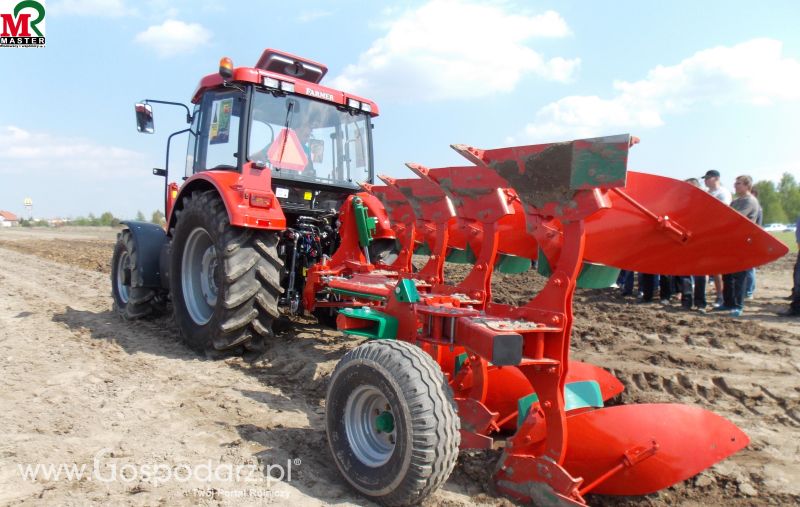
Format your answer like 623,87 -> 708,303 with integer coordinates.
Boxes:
135,103 -> 154,134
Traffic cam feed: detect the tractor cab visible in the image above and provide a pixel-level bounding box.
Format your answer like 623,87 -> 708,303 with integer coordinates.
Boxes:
187,49 -> 377,218
136,49 -> 378,220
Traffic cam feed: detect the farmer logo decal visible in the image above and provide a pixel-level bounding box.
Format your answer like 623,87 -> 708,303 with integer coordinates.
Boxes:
305,88 -> 334,102
1,0 -> 45,48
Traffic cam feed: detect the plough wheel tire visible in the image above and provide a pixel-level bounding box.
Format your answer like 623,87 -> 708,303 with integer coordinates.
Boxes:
170,190 -> 283,358
326,340 -> 460,506
111,229 -> 161,319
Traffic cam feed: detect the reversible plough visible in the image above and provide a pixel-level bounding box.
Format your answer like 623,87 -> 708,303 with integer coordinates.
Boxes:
304,134 -> 787,505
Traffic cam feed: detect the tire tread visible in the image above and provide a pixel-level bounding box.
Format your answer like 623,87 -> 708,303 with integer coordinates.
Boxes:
328,340 -> 460,506
172,190 -> 283,357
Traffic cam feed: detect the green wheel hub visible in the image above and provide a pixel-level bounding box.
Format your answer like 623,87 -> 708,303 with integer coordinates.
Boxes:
375,411 -> 395,433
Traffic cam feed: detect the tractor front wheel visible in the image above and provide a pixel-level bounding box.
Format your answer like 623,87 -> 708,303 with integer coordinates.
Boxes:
111,229 -> 162,319
326,340 -> 460,505
170,190 -> 283,358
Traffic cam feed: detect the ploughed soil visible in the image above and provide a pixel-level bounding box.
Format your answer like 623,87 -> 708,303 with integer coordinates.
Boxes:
0,227 -> 797,506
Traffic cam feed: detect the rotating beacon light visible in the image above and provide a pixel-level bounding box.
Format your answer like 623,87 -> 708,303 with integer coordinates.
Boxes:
219,57 -> 234,80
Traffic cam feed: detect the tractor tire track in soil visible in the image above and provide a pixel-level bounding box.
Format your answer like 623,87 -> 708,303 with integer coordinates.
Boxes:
1,229 -> 798,506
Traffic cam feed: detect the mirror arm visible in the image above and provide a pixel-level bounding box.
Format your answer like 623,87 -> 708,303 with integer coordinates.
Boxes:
143,99 -> 193,123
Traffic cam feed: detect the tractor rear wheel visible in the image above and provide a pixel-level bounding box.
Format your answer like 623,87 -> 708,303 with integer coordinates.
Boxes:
170,190 -> 283,358
111,229 -> 162,319
326,340 -> 460,506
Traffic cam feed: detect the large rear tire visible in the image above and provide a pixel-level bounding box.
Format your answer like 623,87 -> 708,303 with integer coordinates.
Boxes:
111,229 -> 161,319
326,340 -> 460,506
170,190 -> 283,358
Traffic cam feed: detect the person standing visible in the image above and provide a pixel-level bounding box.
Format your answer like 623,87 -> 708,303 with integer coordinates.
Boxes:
745,188 -> 763,298
617,270 -> 636,296
719,175 -> 760,317
785,215 -> 800,317
639,274 -> 672,304
702,170 -> 733,307
678,177 -> 708,312
702,170 -> 733,204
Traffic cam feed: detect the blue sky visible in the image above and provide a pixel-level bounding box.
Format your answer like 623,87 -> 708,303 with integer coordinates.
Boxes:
1,0 -> 799,219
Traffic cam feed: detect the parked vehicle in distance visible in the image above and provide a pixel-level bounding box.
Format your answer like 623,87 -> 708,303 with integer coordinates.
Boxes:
764,223 -> 787,232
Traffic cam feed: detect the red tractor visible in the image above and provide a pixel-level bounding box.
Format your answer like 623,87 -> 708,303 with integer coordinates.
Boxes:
116,49 -> 391,358
117,49 -> 787,505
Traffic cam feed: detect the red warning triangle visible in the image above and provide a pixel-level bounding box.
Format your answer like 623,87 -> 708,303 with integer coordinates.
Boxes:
267,128 -> 308,171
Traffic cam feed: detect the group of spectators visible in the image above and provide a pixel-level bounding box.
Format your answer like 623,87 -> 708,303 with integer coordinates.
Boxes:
616,170 -> 800,318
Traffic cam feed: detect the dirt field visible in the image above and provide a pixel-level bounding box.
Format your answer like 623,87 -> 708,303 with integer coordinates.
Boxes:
1,227 -> 798,506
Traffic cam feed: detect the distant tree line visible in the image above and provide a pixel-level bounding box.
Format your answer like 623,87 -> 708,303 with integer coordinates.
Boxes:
18,218 -> 51,227
754,173 -> 800,224
19,210 -> 166,227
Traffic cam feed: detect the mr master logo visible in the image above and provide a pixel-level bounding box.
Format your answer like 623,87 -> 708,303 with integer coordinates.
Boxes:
1,0 -> 45,48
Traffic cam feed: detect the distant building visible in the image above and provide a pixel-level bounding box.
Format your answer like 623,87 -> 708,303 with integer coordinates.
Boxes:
0,211 -> 19,227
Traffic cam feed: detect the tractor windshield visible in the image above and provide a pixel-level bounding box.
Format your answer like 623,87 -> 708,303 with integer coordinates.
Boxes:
249,91 -> 372,188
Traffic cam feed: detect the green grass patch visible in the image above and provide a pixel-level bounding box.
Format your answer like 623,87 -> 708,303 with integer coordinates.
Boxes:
771,231 -> 798,253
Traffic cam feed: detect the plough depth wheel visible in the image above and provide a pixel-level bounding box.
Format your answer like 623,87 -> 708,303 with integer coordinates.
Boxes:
326,340 -> 460,506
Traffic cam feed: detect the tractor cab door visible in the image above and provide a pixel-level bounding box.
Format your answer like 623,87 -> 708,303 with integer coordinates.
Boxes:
185,88 -> 245,176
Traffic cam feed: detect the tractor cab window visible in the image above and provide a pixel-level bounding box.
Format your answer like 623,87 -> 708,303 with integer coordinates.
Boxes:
193,89 -> 243,173
249,91 -> 372,188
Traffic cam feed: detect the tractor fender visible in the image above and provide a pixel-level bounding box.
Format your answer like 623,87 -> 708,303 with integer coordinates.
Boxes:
168,171 -> 287,234
120,221 -> 168,289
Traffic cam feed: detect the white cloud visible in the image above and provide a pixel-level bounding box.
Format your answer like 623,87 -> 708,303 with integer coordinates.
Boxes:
0,125 -> 147,177
0,126 -> 164,218
330,0 -> 578,101
297,9 -> 332,23
134,19 -> 211,58
50,0 -> 137,17
514,38 -> 800,143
